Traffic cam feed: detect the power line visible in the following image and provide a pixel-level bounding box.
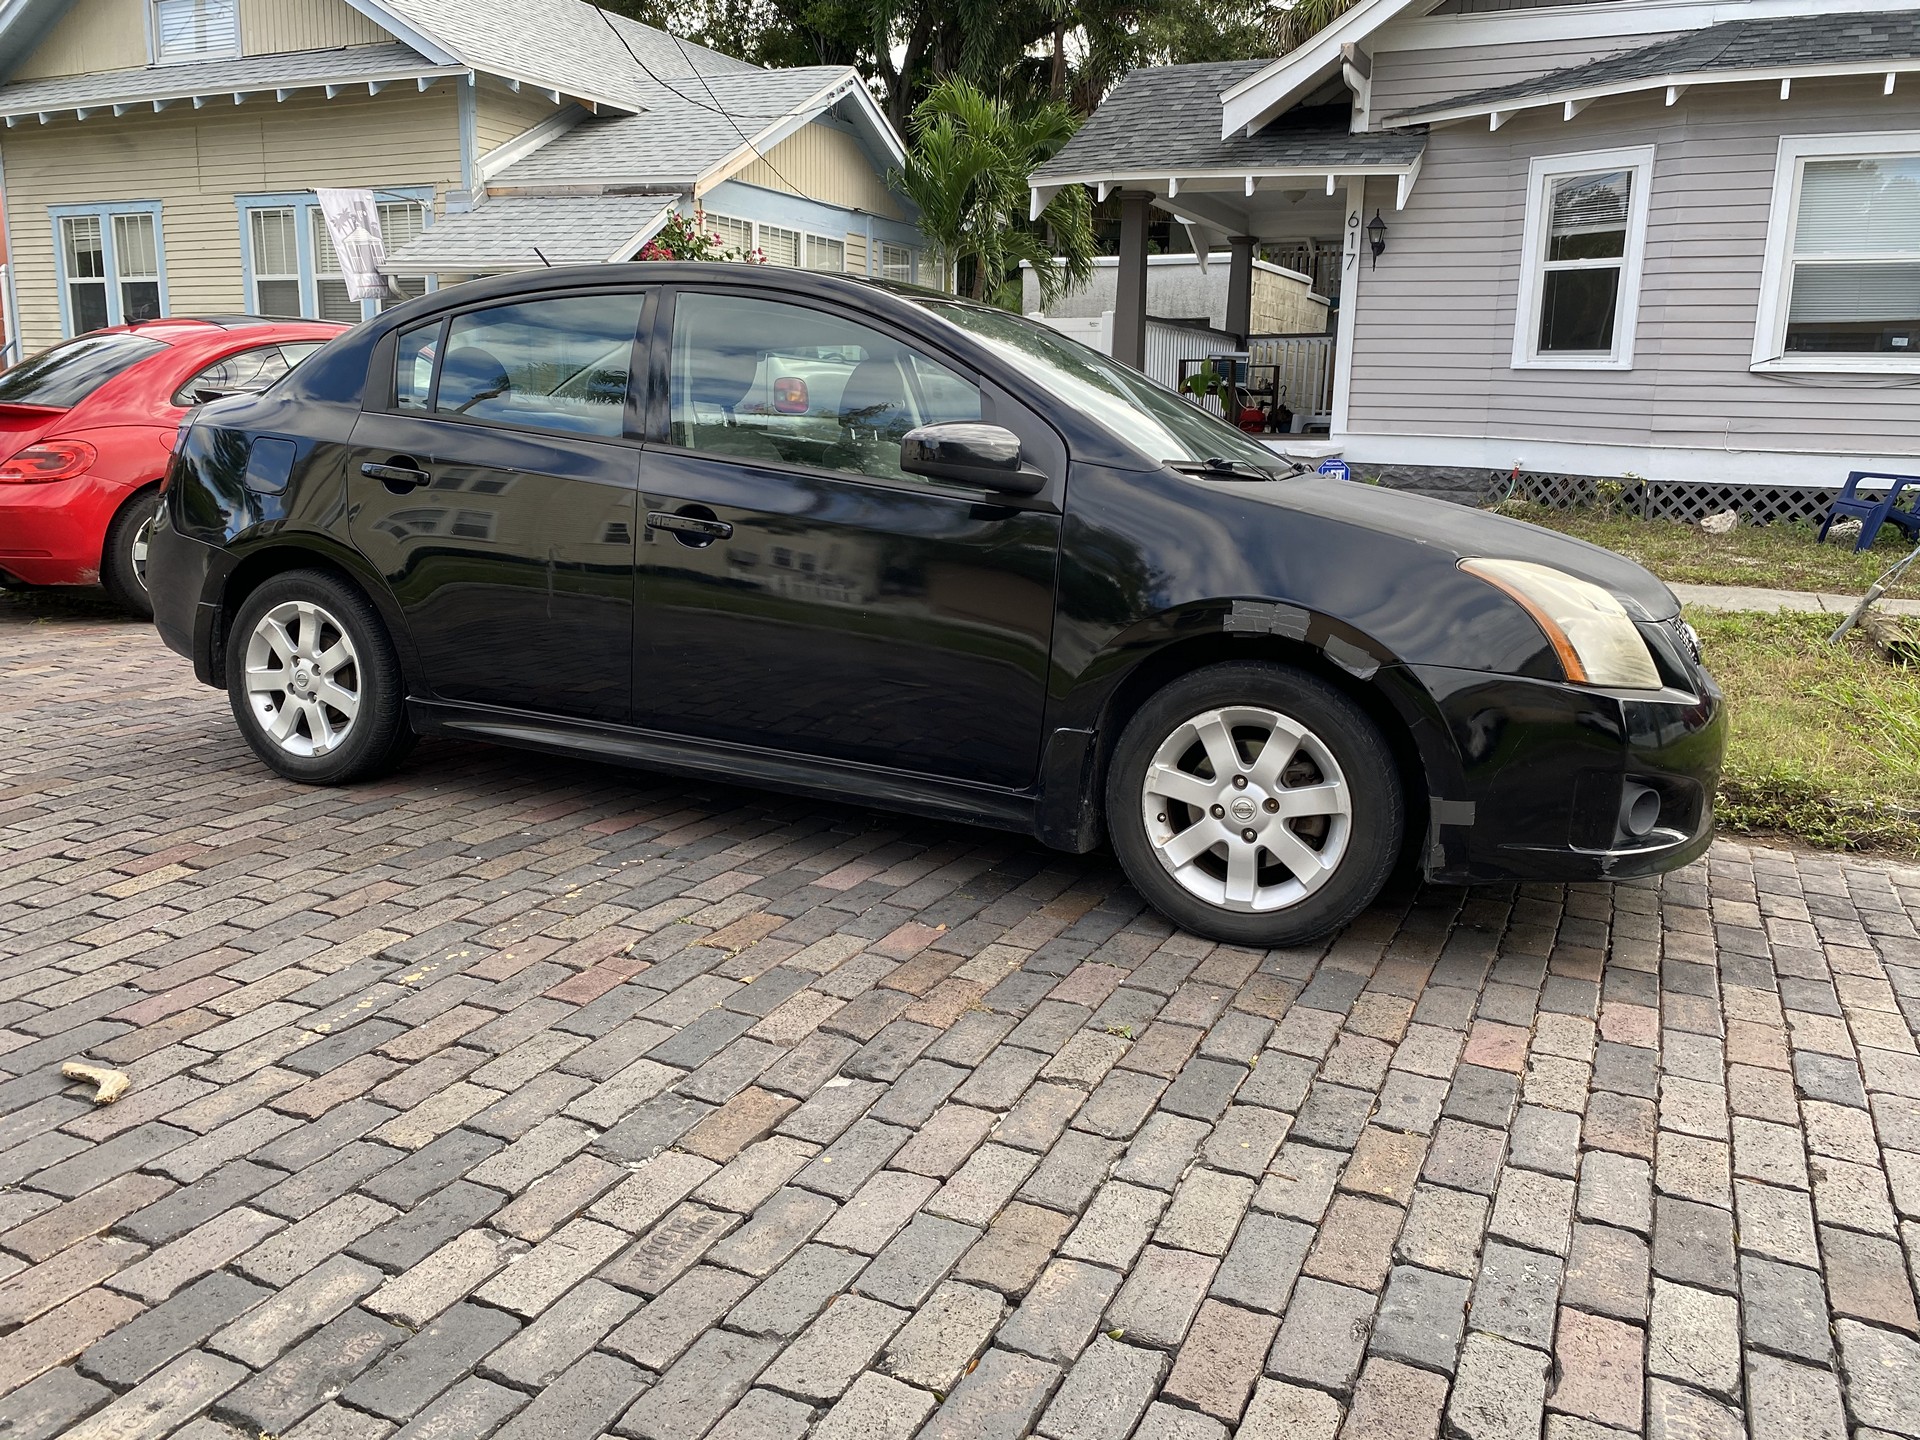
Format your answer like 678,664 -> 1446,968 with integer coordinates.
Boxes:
591,4 -> 809,196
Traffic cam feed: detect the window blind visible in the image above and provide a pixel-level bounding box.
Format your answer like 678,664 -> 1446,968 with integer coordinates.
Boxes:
1548,170 -> 1632,240
1787,260 -> 1920,322
153,0 -> 238,62
1794,158 -> 1920,256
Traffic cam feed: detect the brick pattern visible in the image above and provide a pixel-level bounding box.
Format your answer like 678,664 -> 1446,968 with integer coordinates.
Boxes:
4,597 -> 1920,1439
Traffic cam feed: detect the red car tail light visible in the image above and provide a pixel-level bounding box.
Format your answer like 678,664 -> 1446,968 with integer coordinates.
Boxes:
0,439 -> 98,483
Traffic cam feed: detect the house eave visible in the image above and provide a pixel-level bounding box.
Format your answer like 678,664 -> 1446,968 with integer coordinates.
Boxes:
1400,55 -> 1920,128
1216,0 -> 1437,139
0,62 -> 475,124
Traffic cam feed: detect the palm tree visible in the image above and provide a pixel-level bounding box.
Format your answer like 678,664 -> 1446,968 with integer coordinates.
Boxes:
1272,0 -> 1358,53
893,76 -> 1097,308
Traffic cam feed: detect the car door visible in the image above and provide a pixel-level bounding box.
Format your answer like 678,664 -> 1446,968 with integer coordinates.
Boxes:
347,289 -> 648,724
633,286 -> 1063,789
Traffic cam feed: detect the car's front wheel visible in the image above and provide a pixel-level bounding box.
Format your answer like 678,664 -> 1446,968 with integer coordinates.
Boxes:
1106,661 -> 1403,946
225,569 -> 415,784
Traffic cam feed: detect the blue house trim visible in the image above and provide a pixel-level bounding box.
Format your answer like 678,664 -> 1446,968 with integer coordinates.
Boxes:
49,199 -> 168,337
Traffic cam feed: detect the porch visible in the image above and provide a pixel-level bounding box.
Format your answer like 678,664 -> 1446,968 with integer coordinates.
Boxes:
1028,60 -> 1426,443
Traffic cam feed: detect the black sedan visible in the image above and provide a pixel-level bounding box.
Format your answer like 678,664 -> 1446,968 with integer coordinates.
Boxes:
147,263 -> 1724,946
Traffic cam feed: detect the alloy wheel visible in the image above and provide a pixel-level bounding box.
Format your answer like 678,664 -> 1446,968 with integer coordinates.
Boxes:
243,600 -> 361,758
128,507 -> 155,592
1139,703 -> 1353,912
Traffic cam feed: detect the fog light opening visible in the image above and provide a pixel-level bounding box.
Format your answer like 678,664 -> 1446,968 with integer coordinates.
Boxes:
1620,783 -> 1661,839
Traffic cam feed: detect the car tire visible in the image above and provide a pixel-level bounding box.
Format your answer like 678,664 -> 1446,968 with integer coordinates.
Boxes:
225,569 -> 416,785
1105,661 -> 1403,947
100,488 -> 160,618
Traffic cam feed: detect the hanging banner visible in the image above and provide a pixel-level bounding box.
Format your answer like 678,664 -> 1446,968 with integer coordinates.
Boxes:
313,188 -> 388,302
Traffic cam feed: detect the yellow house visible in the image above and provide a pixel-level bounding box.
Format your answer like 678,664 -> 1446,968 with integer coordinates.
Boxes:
0,0 -> 924,357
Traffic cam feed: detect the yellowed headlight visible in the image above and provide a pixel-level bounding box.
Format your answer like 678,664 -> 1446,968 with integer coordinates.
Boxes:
1461,558 -> 1662,690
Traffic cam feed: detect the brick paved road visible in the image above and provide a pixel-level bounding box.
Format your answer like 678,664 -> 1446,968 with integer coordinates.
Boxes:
4,592 -> 1920,1440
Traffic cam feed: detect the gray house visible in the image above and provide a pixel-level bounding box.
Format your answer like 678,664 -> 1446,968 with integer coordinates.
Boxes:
1034,1 -> 1920,505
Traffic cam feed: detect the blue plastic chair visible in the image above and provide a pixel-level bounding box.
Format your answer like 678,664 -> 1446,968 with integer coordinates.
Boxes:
1818,471 -> 1920,552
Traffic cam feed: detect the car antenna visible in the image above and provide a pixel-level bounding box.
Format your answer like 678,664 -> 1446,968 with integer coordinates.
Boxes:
532,248 -> 553,268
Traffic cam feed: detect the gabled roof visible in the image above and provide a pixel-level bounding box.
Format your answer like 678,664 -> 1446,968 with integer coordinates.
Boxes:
381,193 -> 678,271
1033,66 -> 1424,187
0,0 -> 755,116
0,42 -> 463,122
1216,0 -> 1437,139
1398,9 -> 1920,124
490,66 -> 898,194
374,0 -> 753,114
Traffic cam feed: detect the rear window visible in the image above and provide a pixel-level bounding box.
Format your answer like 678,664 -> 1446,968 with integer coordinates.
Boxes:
0,333 -> 168,409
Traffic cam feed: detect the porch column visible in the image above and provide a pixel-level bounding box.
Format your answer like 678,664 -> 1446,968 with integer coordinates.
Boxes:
1225,234 -> 1256,346
1112,190 -> 1152,370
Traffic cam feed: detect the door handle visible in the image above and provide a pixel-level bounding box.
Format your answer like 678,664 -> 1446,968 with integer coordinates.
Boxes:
362,459 -> 431,491
645,510 -> 733,540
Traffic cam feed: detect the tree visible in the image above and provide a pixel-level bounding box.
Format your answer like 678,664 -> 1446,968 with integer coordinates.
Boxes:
893,76 -> 1096,308
1270,0 -> 1359,54
601,0 -> 1276,127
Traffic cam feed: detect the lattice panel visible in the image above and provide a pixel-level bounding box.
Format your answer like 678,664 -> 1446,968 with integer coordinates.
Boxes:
1517,474 -> 1877,527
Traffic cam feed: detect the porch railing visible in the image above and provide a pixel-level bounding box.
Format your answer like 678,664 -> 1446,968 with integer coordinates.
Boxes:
1248,334 -> 1335,428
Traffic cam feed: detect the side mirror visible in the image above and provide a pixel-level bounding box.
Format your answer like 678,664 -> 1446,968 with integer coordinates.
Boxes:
900,422 -> 1046,496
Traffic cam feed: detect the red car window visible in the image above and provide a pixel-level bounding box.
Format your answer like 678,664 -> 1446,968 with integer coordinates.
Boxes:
0,333 -> 168,409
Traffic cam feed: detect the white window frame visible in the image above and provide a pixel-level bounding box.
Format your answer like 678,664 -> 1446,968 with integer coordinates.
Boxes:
51,203 -> 168,336
701,211 -> 850,273
1753,130 -> 1920,375
1512,145 -> 1655,372
150,0 -> 240,64
880,242 -> 915,283
238,191 -> 434,323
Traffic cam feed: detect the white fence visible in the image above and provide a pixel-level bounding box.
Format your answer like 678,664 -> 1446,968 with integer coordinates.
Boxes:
1248,335 -> 1336,427
1032,311 -> 1238,395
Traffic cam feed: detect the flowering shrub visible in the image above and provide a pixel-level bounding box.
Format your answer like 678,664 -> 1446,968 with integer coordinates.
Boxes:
636,208 -> 764,263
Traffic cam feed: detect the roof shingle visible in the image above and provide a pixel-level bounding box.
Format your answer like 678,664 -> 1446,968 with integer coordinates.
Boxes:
0,42 -> 454,116
1035,63 -> 1424,184
381,194 -> 679,271
492,67 -> 856,189
1398,9 -> 1920,119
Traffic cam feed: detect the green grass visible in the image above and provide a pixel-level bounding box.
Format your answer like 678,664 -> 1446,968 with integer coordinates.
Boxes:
1691,609 -> 1920,856
1495,502 -> 1919,598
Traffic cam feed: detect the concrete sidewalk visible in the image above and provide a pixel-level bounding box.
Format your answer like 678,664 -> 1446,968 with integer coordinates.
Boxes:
1673,582 -> 1920,616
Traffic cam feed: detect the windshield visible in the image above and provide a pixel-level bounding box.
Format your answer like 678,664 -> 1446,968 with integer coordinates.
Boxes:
0,334 -> 167,409
916,300 -> 1293,473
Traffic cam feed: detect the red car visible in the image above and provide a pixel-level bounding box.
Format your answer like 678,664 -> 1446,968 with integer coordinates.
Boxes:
0,317 -> 345,615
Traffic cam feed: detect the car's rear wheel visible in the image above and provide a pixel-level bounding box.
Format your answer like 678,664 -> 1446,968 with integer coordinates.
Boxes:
226,570 -> 414,784
101,488 -> 160,618
1106,661 -> 1403,946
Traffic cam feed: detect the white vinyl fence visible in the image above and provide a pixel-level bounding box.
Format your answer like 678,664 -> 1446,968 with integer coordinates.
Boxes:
1031,311 -> 1236,395
1249,335 -> 1335,428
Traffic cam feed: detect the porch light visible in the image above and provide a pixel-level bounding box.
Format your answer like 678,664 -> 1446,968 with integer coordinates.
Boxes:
1367,210 -> 1388,267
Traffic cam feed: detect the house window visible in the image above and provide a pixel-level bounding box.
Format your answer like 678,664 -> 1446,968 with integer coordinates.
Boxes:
152,0 -> 238,63
249,208 -> 302,318
693,213 -> 851,272
880,243 -> 914,283
1755,134 -> 1920,371
55,206 -> 166,335
1513,146 -> 1654,370
704,213 -> 755,257
241,194 -> 433,322
758,225 -> 801,268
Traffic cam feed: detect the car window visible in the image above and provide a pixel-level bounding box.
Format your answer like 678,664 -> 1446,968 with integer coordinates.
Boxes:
394,322 -> 438,412
412,294 -> 644,438
0,333 -> 167,409
917,299 -> 1293,474
171,343 -> 310,406
670,291 -> 981,484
